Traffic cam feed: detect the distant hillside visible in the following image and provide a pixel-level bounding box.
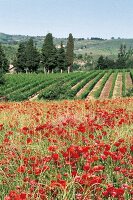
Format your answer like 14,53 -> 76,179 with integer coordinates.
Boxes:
1,32 -> 133,62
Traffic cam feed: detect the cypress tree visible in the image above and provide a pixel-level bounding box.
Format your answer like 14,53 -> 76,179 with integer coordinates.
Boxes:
41,33 -> 57,73
0,43 -> 8,84
25,38 -> 40,72
66,33 -> 74,73
57,42 -> 66,73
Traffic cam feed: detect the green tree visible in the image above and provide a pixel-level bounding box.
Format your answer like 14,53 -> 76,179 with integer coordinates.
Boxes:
77,54 -> 83,59
96,55 -> 105,69
96,56 -> 115,69
125,47 -> 133,68
25,38 -> 40,72
14,42 -> 27,72
0,43 -> 8,84
66,33 -> 74,72
41,33 -> 57,73
57,42 -> 66,73
116,44 -> 127,68
104,57 -> 115,69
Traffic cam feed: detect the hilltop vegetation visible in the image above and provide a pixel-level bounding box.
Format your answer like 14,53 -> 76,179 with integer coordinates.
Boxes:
1,32 -> 133,62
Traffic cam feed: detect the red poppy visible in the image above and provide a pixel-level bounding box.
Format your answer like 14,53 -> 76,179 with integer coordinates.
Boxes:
26,138 -> 32,144
17,165 -> 26,173
52,153 -> 59,161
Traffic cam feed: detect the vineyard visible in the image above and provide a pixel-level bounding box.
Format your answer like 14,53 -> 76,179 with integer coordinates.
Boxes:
0,69 -> 133,101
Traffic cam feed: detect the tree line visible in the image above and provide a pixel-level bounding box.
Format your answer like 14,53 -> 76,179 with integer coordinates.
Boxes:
96,44 -> 133,69
1,33 -> 133,85
14,33 -> 74,73
0,33 -> 74,84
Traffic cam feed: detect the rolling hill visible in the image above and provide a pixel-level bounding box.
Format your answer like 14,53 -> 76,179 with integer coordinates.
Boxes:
1,33 -> 133,62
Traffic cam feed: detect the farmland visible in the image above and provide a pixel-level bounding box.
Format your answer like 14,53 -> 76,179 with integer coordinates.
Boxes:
0,69 -> 133,101
0,98 -> 133,199
0,70 -> 133,199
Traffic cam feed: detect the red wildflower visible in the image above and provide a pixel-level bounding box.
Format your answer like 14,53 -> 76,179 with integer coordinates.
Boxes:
118,146 -> 127,154
114,166 -> 121,171
89,134 -> 94,139
83,163 -> 90,171
20,192 -> 27,200
20,127 -> 29,135
130,145 -> 133,152
3,138 -> 10,143
9,191 -> 20,200
42,165 -> 50,172
103,186 -> 125,198
0,124 -> 3,131
48,145 -> 58,152
17,165 -> 26,173
34,167 -> 41,176
50,179 -> 66,189
52,153 -> 59,161
92,165 -> 105,172
77,123 -> 86,133
26,138 -> 32,144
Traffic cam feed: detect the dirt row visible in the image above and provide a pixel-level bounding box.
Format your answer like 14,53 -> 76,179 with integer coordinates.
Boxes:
125,72 -> 133,91
74,72 -> 132,99
100,74 -> 114,99
87,75 -> 106,99
29,72 -> 133,101
76,81 -> 93,97
112,73 -> 122,98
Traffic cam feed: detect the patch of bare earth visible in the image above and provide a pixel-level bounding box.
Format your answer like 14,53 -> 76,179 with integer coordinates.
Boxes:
29,93 -> 39,101
76,80 -> 93,97
71,80 -> 83,90
125,72 -> 133,92
86,75 -> 106,99
100,74 -> 114,99
112,73 -> 122,98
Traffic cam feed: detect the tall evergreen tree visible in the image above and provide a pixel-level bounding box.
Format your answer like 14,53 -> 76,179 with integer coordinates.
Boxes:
66,33 -> 74,72
41,33 -> 57,73
57,42 -> 66,73
14,42 -> 27,72
25,38 -> 40,72
0,43 -> 8,84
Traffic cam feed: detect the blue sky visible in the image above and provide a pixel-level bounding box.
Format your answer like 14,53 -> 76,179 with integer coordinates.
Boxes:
0,0 -> 133,38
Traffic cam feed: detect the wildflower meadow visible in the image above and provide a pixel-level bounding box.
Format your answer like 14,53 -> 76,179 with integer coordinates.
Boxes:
0,98 -> 133,199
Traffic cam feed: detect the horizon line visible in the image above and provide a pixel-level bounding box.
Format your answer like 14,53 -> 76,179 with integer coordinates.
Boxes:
0,32 -> 133,40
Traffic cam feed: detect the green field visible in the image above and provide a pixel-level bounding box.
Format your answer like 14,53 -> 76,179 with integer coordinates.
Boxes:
0,70 -> 132,101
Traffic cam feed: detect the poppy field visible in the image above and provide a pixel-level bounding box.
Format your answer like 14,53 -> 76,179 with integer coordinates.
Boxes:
0,98 -> 133,200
